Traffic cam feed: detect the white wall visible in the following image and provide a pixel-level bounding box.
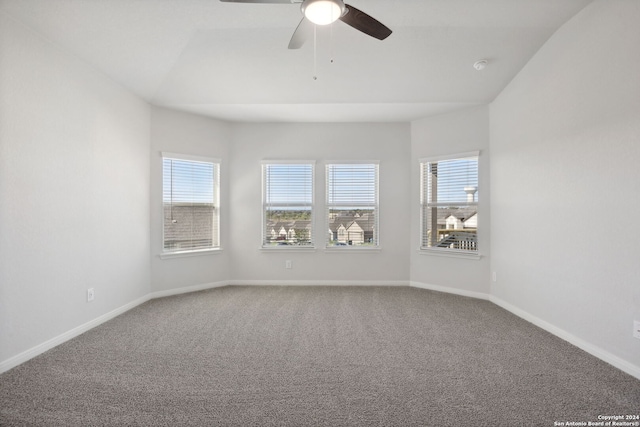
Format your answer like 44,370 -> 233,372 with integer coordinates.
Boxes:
410,106 -> 491,297
0,12 -> 150,365
228,122 -> 411,284
150,106 -> 232,293
490,0 -> 640,373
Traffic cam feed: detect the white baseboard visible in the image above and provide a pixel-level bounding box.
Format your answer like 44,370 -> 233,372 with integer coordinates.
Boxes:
0,294 -> 150,374
410,281 -> 490,300
149,281 -> 230,299
490,295 -> 640,380
228,280 -> 409,287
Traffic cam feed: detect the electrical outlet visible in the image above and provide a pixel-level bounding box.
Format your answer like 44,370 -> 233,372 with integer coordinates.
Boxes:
634,321 -> 640,340
87,288 -> 95,302
285,260 -> 292,269
492,272 -> 497,282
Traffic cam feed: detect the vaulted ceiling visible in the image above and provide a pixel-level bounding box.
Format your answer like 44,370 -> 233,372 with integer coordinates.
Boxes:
0,0 -> 593,122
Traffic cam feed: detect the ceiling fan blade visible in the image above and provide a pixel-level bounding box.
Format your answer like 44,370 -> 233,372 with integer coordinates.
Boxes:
219,0 -> 297,3
288,17 -> 313,49
339,4 -> 392,40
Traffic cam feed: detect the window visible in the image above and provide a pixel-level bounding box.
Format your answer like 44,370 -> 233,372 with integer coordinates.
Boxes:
162,153 -> 220,253
326,162 -> 379,247
420,152 -> 479,253
262,161 -> 314,248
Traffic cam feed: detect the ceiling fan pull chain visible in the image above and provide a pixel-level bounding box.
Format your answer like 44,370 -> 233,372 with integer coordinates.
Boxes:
313,24 -> 318,80
330,19 -> 334,64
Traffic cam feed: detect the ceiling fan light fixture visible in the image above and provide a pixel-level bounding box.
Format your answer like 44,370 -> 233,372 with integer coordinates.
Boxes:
302,0 -> 344,26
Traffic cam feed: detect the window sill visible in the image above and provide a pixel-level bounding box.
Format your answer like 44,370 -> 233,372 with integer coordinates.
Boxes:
260,246 -> 317,253
324,246 -> 381,253
417,248 -> 482,260
159,248 -> 223,259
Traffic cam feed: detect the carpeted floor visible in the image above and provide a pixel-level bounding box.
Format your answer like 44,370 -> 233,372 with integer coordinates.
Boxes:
1,286 -> 638,426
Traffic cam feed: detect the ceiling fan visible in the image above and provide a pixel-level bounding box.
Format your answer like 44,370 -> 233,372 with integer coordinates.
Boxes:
219,0 -> 392,49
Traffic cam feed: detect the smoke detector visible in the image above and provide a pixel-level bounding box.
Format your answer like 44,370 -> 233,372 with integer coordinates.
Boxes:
473,59 -> 488,71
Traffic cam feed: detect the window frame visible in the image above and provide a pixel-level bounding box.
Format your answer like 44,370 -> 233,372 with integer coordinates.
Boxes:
419,151 -> 480,259
261,160 -> 316,250
160,152 -> 221,258
325,161 -> 380,250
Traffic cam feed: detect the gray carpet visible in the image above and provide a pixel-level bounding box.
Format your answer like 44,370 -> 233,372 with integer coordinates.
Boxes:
1,286 -> 638,426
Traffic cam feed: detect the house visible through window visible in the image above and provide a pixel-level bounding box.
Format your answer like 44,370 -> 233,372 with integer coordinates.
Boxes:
420,152 -> 478,253
262,162 -> 314,248
162,153 -> 220,253
326,162 -> 379,247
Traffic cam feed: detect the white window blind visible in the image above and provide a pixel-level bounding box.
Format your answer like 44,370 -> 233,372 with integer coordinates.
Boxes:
326,163 -> 379,247
262,162 -> 314,247
162,154 -> 219,253
420,152 -> 478,252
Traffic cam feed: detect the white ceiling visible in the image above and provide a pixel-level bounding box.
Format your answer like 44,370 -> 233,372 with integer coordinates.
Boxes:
0,0 -> 593,122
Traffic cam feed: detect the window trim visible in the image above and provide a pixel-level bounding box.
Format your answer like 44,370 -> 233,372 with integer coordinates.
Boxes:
417,247 -> 482,260
161,152 -> 221,256
419,151 -> 479,258
159,248 -> 223,260
325,161 -> 380,249
261,160 -> 316,250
